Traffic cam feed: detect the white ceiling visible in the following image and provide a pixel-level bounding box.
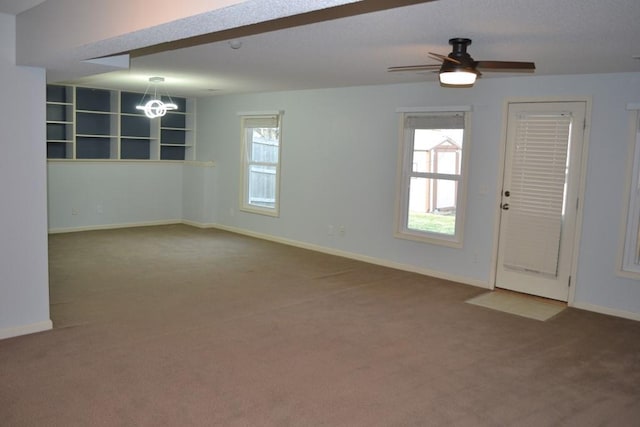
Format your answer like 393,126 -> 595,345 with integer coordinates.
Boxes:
7,0 -> 640,97
0,0 -> 45,15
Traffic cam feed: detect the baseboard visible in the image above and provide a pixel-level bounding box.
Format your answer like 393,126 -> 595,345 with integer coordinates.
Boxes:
571,302 -> 640,322
198,221 -> 490,289
182,219 -> 213,228
48,219 -> 182,234
0,319 -> 53,340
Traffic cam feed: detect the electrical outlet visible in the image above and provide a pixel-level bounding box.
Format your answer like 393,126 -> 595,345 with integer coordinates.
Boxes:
71,208 -> 79,215
97,204 -> 103,214
339,225 -> 346,237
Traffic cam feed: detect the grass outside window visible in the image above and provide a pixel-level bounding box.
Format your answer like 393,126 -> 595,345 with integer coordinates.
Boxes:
408,212 -> 456,235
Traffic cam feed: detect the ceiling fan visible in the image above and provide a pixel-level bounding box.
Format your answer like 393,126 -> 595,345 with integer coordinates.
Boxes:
388,38 -> 535,87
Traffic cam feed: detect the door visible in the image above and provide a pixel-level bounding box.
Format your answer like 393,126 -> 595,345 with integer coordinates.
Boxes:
495,101 -> 587,301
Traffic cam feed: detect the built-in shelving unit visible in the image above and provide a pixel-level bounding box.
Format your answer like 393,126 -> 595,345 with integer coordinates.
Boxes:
160,97 -> 193,161
45,84 -> 195,161
76,87 -> 118,159
46,85 -> 74,159
120,91 -> 156,160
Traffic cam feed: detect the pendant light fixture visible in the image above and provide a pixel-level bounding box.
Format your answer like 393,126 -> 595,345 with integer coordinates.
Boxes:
136,76 -> 178,118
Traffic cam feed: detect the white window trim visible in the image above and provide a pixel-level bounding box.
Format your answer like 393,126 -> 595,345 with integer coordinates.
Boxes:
618,104 -> 640,278
394,108 -> 471,248
239,111 -> 283,217
396,106 -> 473,113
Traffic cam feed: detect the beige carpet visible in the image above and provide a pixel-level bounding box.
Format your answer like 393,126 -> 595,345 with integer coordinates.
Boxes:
466,290 -> 566,321
1,224 -> 639,426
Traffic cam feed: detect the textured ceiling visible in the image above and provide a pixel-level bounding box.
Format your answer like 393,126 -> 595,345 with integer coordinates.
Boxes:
0,0 -> 45,15
10,0 -> 640,97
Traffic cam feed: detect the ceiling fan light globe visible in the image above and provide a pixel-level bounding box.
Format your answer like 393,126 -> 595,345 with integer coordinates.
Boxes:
439,70 -> 477,85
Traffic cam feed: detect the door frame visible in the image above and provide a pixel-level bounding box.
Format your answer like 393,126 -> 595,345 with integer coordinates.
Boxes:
489,97 -> 592,306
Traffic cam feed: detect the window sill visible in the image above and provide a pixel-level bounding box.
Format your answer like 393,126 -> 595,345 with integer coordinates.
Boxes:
240,205 -> 279,218
615,267 -> 640,281
394,229 -> 462,248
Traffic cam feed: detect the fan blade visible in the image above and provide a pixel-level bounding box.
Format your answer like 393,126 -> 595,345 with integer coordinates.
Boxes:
387,64 -> 441,72
475,60 -> 535,71
428,52 -> 461,64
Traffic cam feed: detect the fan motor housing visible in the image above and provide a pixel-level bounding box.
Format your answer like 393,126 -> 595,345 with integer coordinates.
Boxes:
448,38 -> 474,64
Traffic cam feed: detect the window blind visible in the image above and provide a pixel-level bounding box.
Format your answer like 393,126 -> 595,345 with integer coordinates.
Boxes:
502,113 -> 572,276
405,113 -> 464,130
242,115 -> 279,128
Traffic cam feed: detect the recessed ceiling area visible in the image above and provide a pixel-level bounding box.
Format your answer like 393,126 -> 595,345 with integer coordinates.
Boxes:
8,0 -> 640,97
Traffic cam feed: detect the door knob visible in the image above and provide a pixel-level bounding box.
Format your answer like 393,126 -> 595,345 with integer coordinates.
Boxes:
502,203 -> 510,210
504,190 -> 510,197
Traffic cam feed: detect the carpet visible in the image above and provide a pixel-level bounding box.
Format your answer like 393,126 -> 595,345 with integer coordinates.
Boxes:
466,290 -> 566,321
1,225 -> 639,426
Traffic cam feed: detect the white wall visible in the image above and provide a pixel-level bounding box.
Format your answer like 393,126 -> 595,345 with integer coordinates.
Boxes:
0,13 -> 51,339
182,162 -> 216,225
47,161 -> 222,232
47,162 -> 184,232
193,72 -> 640,319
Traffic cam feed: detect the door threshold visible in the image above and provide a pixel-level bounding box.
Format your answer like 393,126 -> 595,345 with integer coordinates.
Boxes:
494,288 -> 567,307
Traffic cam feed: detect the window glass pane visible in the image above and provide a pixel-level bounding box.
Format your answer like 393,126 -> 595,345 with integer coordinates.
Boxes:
436,150 -> 459,174
248,165 -> 276,208
248,128 -> 279,163
413,129 -> 462,175
412,149 -> 429,173
407,177 -> 458,235
415,129 -> 464,147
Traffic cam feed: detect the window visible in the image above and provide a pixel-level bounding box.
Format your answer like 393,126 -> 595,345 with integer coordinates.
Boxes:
395,109 -> 470,246
621,107 -> 640,275
239,112 -> 282,216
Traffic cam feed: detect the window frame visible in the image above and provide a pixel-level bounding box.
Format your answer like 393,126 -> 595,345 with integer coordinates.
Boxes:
239,111 -> 283,217
394,107 -> 471,247
619,105 -> 640,277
